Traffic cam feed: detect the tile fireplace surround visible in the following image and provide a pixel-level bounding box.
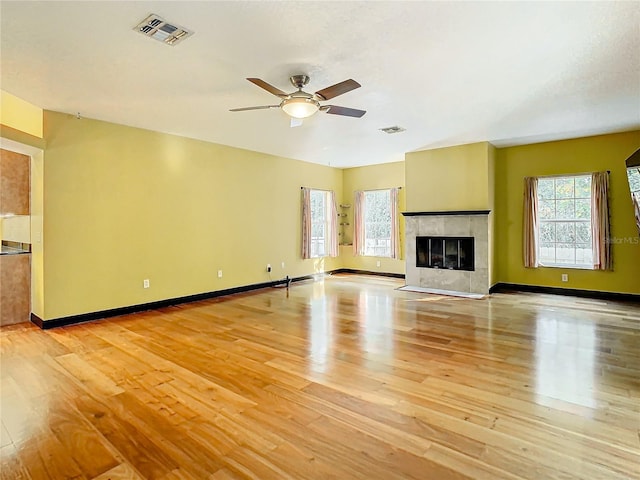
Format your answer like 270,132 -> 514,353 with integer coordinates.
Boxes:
403,211 -> 490,295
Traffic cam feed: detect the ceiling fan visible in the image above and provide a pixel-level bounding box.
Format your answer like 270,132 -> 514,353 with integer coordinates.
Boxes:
230,75 -> 366,124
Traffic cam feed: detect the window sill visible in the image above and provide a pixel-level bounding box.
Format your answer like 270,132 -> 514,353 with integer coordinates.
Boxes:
539,263 -> 594,270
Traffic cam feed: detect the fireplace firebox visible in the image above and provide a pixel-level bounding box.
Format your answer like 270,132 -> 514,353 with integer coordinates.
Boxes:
416,236 -> 474,271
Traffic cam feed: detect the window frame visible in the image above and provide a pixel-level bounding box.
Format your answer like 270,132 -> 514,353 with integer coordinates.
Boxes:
537,174 -> 594,270
362,189 -> 392,258
309,189 -> 331,258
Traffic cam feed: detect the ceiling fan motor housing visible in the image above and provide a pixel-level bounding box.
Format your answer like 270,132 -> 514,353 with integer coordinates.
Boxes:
290,75 -> 310,89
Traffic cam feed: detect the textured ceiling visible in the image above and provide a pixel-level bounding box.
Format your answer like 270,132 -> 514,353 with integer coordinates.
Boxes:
1,1 -> 639,168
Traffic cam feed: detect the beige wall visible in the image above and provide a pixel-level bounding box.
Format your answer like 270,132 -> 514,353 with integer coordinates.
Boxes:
494,131 -> 640,294
341,162 -> 405,275
42,111 -> 342,319
405,142 -> 492,212
0,91 -> 43,139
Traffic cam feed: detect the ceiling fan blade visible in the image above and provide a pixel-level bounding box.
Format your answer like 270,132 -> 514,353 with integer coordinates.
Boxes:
322,105 -> 366,118
246,78 -> 287,97
229,105 -> 279,112
315,79 -> 361,101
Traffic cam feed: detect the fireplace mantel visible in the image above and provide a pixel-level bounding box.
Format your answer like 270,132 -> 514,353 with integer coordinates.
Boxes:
402,210 -> 490,217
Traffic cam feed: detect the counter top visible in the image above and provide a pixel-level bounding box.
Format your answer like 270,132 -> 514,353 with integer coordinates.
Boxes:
0,245 -> 30,255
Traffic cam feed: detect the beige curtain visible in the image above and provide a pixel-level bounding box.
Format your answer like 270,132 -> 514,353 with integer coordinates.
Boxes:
301,187 -> 312,259
328,190 -> 339,257
633,191 -> 640,235
631,168 -> 640,237
523,177 -> 539,268
353,190 -> 365,256
390,187 -> 401,259
591,171 -> 612,270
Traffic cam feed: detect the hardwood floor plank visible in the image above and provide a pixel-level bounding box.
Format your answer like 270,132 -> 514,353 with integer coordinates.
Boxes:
112,391 -> 226,478
423,444 -> 524,480
304,413 -> 473,480
55,353 -> 125,397
0,444 -> 31,480
90,462 -> 144,480
427,376 -> 640,449
45,398 -> 119,479
265,383 -> 434,457
305,381 -> 486,456
208,468 -> 244,480
74,394 -> 179,479
223,446 -> 297,480
16,426 -> 85,480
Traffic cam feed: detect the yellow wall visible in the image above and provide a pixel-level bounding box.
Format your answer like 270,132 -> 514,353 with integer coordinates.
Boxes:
0,91 -> 43,139
42,111 -> 342,320
340,162 -> 406,275
495,131 -> 640,294
30,149 -> 45,317
405,142 -> 491,211
487,143 -> 497,286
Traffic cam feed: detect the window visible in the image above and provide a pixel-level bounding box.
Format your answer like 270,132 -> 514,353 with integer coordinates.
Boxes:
627,167 -> 640,215
627,166 -> 640,226
538,175 -> 593,268
353,188 -> 400,259
309,189 -> 331,257
301,187 -> 338,260
363,189 -> 392,257
628,167 -> 640,197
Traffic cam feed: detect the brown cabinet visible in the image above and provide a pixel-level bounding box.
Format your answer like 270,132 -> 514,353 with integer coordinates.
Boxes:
0,148 -> 32,326
0,253 -> 31,326
0,149 -> 30,215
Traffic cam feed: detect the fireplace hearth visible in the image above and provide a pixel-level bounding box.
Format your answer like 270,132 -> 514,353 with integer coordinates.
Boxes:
416,236 -> 474,271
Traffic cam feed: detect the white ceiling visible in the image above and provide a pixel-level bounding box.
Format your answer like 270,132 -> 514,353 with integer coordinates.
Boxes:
1,1 -> 639,168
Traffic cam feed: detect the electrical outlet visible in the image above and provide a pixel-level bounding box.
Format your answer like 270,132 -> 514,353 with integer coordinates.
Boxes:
143,279 -> 150,289
561,274 -> 568,282
376,260 -> 381,267
217,270 -> 223,278
267,264 -> 272,273
281,261 -> 285,269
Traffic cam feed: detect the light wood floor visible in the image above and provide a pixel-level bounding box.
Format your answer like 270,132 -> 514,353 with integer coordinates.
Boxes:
1,274 -> 639,479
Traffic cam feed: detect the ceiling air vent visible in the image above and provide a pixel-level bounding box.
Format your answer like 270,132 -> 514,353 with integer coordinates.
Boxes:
134,14 -> 193,46
380,126 -> 406,134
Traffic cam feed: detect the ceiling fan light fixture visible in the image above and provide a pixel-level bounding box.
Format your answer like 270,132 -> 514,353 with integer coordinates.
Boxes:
281,97 -> 320,119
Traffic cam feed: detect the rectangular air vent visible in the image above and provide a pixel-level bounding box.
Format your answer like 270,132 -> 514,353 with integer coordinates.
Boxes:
134,14 -> 193,46
380,126 -> 406,134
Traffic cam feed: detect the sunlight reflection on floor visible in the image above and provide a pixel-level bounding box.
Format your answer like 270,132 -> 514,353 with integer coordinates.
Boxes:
535,312 -> 597,410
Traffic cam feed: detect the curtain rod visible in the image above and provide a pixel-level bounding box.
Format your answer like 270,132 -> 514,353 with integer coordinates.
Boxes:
300,187 -> 332,191
536,171 -> 610,179
301,186 -> 403,190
